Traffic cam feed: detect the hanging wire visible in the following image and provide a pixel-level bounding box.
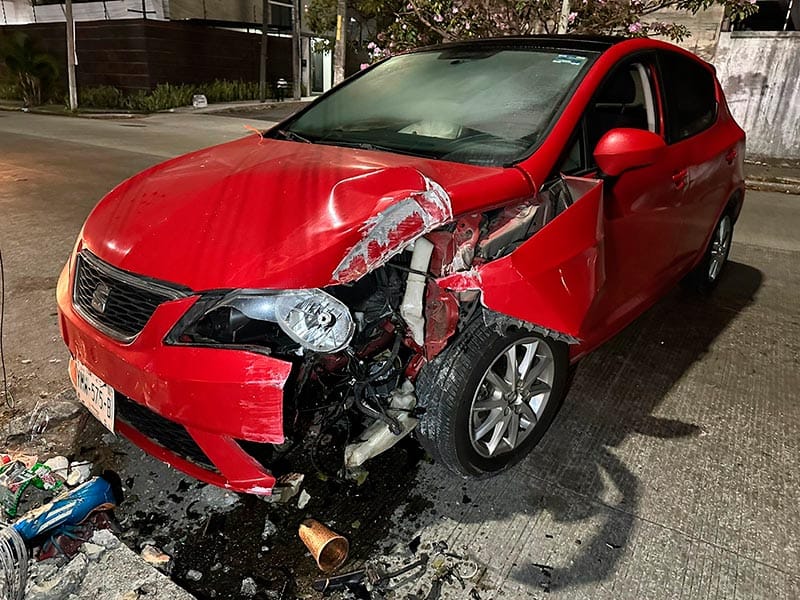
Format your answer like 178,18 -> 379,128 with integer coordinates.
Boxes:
0,249 -> 13,408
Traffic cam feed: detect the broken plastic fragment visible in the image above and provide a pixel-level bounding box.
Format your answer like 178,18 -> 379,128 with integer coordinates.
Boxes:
141,544 -> 172,568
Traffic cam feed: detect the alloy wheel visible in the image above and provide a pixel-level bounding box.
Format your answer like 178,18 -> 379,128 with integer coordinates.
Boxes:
469,337 -> 555,458
708,214 -> 732,282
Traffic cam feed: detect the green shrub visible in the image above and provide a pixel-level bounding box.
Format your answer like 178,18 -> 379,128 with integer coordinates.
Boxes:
0,81 -> 21,100
0,32 -> 59,106
78,84 -> 122,109
78,79 -> 263,112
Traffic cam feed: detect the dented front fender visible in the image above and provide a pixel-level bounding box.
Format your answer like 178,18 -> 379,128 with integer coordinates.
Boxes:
438,177 -> 605,341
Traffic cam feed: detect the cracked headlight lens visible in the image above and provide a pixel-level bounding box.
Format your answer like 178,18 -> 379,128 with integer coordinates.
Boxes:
169,289 -> 355,354
271,290 -> 355,353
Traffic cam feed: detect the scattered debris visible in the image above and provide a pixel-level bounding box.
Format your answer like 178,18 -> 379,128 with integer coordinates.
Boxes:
66,461 -> 92,486
185,569 -> 203,581
298,519 -> 349,572
313,553 -> 429,594
91,528 -> 121,550
198,484 -> 239,511
261,518 -> 277,540
141,545 -> 171,569
605,541 -> 622,550
42,456 -> 69,475
81,542 -> 105,562
20,359 -> 32,365
240,576 -> 258,597
297,489 -> 312,510
269,473 -> 304,503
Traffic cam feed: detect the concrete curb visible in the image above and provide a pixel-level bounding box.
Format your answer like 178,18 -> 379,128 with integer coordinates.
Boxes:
746,180 -> 800,195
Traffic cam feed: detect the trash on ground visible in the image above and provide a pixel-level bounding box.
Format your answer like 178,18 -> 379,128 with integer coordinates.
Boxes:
185,568 -> 203,581
240,576 -> 257,597
312,552 -> 429,593
297,489 -> 312,510
66,461 -> 92,486
141,545 -> 172,569
261,517 -> 277,540
298,518 -> 349,573
37,511 -> 116,561
270,472 -> 305,503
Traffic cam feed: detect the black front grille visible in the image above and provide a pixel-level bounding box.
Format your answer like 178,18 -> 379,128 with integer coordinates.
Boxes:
73,252 -> 185,341
115,393 -> 215,471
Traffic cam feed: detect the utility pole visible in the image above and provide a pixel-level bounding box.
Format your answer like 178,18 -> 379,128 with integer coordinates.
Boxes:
557,0 -> 570,34
333,0 -> 346,85
291,0 -> 300,99
65,0 -> 78,111
260,0 -> 269,102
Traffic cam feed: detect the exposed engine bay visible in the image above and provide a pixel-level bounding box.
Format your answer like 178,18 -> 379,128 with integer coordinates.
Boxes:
167,177 -> 578,479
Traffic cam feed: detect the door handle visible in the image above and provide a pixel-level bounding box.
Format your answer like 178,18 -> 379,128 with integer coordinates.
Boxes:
725,148 -> 737,164
672,168 -> 688,190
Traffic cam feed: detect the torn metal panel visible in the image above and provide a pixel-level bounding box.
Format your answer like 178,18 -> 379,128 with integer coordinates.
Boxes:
438,177 -> 605,341
332,174 -> 453,283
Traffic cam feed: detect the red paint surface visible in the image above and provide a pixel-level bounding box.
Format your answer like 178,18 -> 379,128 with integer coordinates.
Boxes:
58,37 -> 745,492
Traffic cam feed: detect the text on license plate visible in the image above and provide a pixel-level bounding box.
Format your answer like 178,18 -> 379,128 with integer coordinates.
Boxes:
75,361 -> 115,433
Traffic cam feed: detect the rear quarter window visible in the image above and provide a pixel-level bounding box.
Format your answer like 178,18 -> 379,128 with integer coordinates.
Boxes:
658,51 -> 718,143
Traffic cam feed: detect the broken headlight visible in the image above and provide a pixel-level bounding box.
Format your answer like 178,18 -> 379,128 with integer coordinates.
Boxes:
169,289 -> 355,354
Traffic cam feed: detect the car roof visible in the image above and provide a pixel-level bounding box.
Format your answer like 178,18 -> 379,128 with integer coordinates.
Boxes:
415,35 -> 628,55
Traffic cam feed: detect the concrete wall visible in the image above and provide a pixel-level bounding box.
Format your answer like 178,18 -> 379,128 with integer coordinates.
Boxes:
0,1 -> 166,24
715,31 -> 800,161
654,6 -> 725,60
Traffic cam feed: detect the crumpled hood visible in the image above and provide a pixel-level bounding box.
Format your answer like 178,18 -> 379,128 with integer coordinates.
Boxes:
82,136 -> 532,290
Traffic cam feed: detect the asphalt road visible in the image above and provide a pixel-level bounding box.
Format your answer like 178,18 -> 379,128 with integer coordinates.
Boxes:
0,110 -> 798,599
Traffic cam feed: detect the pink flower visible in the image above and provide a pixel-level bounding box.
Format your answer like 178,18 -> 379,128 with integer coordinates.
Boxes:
628,22 -> 643,33
465,22 -> 471,30
452,6 -> 459,13
360,63 -> 369,70
568,11 -> 577,24
367,41 -> 376,49
434,13 -> 444,22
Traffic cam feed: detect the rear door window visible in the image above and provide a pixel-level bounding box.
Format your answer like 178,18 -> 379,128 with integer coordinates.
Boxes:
658,51 -> 718,143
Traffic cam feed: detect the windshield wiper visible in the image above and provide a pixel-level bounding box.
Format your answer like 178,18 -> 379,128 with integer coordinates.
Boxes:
316,138 -> 439,159
275,129 -> 312,144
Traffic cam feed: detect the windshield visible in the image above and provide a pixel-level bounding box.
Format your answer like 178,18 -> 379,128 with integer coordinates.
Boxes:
282,47 -> 597,166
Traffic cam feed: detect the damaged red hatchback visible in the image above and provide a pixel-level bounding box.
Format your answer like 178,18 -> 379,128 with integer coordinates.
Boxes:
57,36 -> 745,496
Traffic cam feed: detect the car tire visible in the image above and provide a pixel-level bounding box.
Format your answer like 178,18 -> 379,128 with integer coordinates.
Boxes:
416,318 -> 569,477
684,209 -> 734,292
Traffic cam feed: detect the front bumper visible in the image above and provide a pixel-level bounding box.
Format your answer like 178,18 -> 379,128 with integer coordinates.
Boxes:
56,261 -> 293,495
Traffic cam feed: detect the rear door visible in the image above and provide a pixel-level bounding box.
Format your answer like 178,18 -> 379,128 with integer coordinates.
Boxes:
656,50 -> 734,264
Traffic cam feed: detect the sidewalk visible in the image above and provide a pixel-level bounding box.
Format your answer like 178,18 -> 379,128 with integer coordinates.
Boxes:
745,159 -> 800,194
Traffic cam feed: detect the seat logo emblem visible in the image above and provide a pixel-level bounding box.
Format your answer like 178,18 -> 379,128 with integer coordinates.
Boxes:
91,282 -> 111,314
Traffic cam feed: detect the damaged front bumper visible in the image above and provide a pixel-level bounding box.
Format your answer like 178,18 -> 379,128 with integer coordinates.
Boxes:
56,262 -> 291,496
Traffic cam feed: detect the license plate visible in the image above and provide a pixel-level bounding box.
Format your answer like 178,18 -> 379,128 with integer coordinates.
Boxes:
75,361 -> 115,432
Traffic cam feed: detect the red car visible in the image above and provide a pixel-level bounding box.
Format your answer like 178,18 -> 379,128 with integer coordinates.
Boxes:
57,36 -> 744,495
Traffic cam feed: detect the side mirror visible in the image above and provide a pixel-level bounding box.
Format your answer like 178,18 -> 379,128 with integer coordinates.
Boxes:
593,128 -> 666,177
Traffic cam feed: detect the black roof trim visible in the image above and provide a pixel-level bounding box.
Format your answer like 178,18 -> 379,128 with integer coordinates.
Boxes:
414,35 -> 627,54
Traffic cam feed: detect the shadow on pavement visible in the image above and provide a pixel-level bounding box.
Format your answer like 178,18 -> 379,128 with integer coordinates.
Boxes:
430,261 -> 763,594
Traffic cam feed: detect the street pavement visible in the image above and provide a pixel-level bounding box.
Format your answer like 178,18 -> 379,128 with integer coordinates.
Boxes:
0,110 -> 798,599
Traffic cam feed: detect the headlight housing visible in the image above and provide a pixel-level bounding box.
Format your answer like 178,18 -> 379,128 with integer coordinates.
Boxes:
169,289 -> 355,354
